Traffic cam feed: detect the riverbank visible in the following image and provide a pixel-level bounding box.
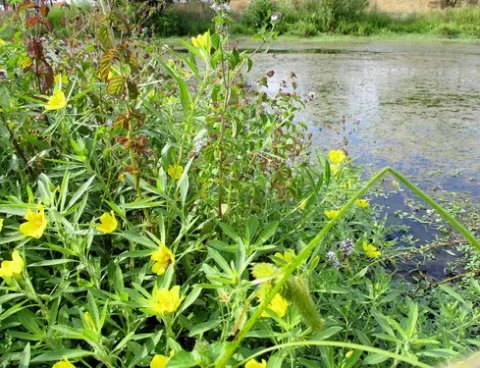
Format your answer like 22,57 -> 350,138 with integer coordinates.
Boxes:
149,4 -> 480,39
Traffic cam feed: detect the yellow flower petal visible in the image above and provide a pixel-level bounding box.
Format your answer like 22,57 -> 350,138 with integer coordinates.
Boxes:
324,209 -> 340,220
19,206 -> 47,239
167,165 -> 183,180
260,293 -> 289,318
362,242 -> 381,258
0,39 -> 6,46
150,244 -> 175,276
96,211 -> 118,234
245,358 -> 267,368
52,361 -> 76,368
0,218 -> 3,233
355,199 -> 369,209
328,149 -> 347,164
18,56 -> 32,68
150,354 -> 169,368
191,32 -> 209,49
44,89 -> 67,111
149,285 -> 182,315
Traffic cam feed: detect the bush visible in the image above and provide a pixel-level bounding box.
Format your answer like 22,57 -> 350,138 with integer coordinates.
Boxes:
242,0 -> 278,31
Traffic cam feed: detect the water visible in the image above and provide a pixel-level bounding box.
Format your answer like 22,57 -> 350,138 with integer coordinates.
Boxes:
248,40 -> 480,277
249,40 -> 480,202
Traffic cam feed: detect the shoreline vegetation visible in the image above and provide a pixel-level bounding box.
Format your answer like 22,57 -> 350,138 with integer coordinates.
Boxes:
139,1 -> 480,40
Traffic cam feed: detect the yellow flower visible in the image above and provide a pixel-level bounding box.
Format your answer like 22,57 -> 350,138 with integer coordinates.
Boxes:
356,199 -> 370,209
324,209 -> 340,220
167,165 -> 183,180
251,263 -> 277,281
272,249 -> 296,265
150,354 -> 169,368
149,285 -> 182,315
151,244 -> 175,275
0,250 -> 25,279
191,32 -> 209,49
0,218 -> 3,233
18,56 -> 32,69
362,242 -> 381,258
54,73 -> 69,86
19,205 -> 47,239
44,89 -> 67,111
0,39 -> 5,46
261,293 -> 289,318
328,149 -> 347,164
245,359 -> 267,368
52,361 -> 76,368
96,211 -> 118,234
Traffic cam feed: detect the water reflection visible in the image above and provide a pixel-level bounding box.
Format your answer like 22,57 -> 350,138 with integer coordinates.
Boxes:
249,40 -> 480,202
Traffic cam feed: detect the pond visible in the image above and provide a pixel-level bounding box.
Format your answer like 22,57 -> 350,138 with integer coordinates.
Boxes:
249,40 -> 480,276
250,40 -> 480,201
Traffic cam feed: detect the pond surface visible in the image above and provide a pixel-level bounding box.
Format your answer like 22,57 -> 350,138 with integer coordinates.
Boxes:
249,40 -> 480,204
249,40 -> 480,277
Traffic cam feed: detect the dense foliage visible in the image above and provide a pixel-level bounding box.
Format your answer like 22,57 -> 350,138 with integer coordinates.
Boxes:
0,2 -> 479,368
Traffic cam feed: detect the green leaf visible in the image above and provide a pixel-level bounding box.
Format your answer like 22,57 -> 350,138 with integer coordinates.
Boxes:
253,221 -> 278,247
188,318 -> 220,337
363,353 -> 390,365
66,175 -> 95,211
19,343 -> 30,368
168,350 -> 202,368
219,223 -> 240,242
179,285 -> 202,314
30,349 -> 94,362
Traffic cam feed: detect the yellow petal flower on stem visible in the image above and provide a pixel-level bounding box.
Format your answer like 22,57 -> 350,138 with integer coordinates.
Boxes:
324,209 -> 340,220
167,165 -> 183,180
328,149 -> 347,164
44,89 -> 67,111
0,250 -> 25,279
150,354 -> 169,368
18,56 -> 32,68
362,242 -> 381,258
260,293 -> 289,318
96,211 -> 118,234
191,32 -> 209,49
54,73 -> 69,85
19,205 -> 47,239
149,285 -> 182,315
0,218 -> 3,233
52,361 -> 76,368
251,263 -> 277,281
245,359 -> 267,368
151,244 -> 175,275
355,199 -> 370,209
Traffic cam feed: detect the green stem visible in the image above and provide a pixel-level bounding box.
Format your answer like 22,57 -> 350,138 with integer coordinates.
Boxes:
237,340 -> 432,368
215,167 -> 480,367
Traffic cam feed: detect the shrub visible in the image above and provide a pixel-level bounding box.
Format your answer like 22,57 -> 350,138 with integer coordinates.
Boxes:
242,0 -> 278,31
